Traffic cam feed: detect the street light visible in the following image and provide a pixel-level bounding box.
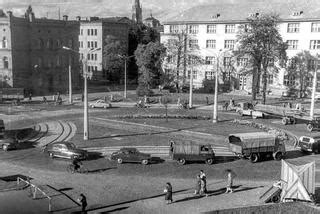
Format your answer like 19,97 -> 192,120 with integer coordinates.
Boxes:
62,46 -> 101,140
310,55 -> 319,118
118,54 -> 135,99
213,49 -> 223,123
62,46 -> 73,104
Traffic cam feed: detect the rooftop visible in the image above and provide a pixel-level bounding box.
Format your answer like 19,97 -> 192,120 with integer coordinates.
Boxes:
164,1 -> 320,24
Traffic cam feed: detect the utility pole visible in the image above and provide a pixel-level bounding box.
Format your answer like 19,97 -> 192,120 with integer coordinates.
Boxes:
189,69 -> 193,109
68,55 -> 72,104
310,57 -> 318,118
83,59 -> 89,140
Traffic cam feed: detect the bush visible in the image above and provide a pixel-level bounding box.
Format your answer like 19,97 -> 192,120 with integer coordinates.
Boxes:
196,79 -> 215,93
136,84 -> 153,96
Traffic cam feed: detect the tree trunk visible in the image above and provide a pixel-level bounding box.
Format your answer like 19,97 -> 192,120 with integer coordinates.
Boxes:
251,67 -> 258,100
262,67 -> 268,104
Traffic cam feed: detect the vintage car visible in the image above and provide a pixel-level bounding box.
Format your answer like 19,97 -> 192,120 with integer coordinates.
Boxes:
298,136 -> 320,154
89,99 -> 112,109
44,141 -> 88,160
110,147 -> 152,165
0,136 -> 18,151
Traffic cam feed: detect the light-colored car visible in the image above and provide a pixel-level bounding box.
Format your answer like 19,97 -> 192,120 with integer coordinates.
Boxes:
44,141 -> 88,160
298,136 -> 320,154
89,99 -> 112,109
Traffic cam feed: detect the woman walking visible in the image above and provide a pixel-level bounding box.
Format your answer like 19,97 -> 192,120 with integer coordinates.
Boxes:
225,169 -> 236,193
164,182 -> 173,204
194,174 -> 201,195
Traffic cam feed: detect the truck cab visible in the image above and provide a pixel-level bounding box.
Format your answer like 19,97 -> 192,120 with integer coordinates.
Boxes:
298,136 -> 320,154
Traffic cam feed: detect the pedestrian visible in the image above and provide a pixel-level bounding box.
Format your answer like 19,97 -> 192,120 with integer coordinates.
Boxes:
225,169 -> 236,193
194,174 -> 201,195
164,182 -> 173,204
78,193 -> 87,213
81,94 -> 84,102
224,102 -> 229,111
206,96 -> 209,105
29,93 -> 32,101
199,170 -> 207,195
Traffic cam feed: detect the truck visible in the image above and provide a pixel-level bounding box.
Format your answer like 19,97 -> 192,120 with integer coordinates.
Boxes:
235,102 -> 265,118
170,141 -> 215,165
228,132 -> 286,163
0,88 -> 24,101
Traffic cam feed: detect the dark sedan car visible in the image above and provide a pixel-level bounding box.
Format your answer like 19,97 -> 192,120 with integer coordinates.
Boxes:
110,148 -> 152,165
44,141 -> 88,160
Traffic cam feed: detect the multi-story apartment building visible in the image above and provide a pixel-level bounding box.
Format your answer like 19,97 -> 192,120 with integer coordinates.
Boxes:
79,17 -> 129,81
0,7 -> 80,95
161,2 -> 320,95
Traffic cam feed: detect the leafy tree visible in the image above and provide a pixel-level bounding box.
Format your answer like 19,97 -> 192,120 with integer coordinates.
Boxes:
237,13 -> 287,103
134,42 -> 166,96
102,35 -> 126,82
287,51 -> 317,98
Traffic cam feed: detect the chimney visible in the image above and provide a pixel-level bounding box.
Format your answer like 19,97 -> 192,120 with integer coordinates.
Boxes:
76,16 -> 81,21
6,11 -> 12,17
63,15 -> 68,21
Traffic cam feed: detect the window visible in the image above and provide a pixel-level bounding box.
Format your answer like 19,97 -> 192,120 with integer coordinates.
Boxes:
225,24 -> 235,33
306,75 -> 313,87
169,25 -> 179,33
94,41 -> 98,48
311,22 -> 320,32
3,57 -> 8,69
68,39 -> 73,48
87,54 -> 90,60
189,39 -> 198,49
91,29 -> 94,36
268,74 -> 273,84
167,55 -> 176,63
188,55 -> 198,65
224,40 -> 235,49
310,40 -> 320,49
91,41 -> 94,48
94,54 -> 97,61
308,59 -> 316,70
207,25 -> 216,33
237,58 -> 248,67
205,56 -> 215,65
87,41 -> 90,48
239,74 -> 247,87
46,39 -> 53,49
94,29 -> 97,35
205,71 -> 214,80
80,29 -> 83,35
223,57 -> 232,68
187,70 -> 197,79
288,58 -> 297,69
287,23 -> 300,33
287,40 -> 298,49
206,40 -> 216,48
37,38 -> 44,49
87,29 -> 90,35
56,39 -> 61,48
1,37 -> 7,48
284,75 -> 296,86
188,25 -> 199,34
80,41 -> 83,48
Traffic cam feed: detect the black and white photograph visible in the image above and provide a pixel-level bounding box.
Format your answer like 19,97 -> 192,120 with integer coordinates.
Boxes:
0,0 -> 320,213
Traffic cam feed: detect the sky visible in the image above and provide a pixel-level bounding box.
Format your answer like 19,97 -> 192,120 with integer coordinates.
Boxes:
0,0 -> 314,21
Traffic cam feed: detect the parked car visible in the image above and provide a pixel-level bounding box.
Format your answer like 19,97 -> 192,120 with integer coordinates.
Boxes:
306,117 -> 320,132
298,136 -> 320,154
170,141 -> 215,165
228,132 -> 286,163
0,136 -> 18,151
44,141 -> 88,160
110,148 -> 152,165
89,99 -> 112,108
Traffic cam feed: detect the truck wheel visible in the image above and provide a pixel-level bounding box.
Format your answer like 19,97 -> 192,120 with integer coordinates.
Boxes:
273,152 -> 283,161
141,159 -> 148,165
291,118 -> 297,124
2,144 -> 8,151
49,152 -> 54,158
238,110 -> 243,116
206,159 -> 214,165
282,118 -> 288,125
117,158 -> 123,164
307,124 -> 314,132
178,159 -> 186,165
250,153 -> 259,163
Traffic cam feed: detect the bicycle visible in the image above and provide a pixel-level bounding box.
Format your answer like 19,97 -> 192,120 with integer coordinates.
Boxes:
66,164 -> 88,174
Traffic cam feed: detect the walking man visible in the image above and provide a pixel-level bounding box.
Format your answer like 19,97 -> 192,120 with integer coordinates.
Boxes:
199,170 -> 208,196
78,193 -> 87,213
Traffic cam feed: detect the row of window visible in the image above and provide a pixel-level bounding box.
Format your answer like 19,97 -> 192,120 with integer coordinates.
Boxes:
169,22 -> 320,34
0,37 -> 7,49
35,38 -> 74,50
2,56 -> 8,69
79,41 -> 98,48
87,53 -> 98,61
188,39 -> 235,49
33,55 -> 76,69
80,28 -> 98,36
87,66 -> 98,72
286,40 -> 320,50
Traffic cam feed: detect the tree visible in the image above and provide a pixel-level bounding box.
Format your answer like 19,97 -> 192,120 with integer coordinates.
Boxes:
164,31 -> 203,92
287,51 -> 317,98
134,42 -> 166,96
102,35 -> 126,82
237,13 -> 287,103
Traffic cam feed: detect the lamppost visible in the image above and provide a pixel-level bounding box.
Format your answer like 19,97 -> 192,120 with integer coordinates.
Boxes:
118,54 -> 135,99
62,46 -> 100,140
310,55 -> 319,118
62,46 -> 73,104
213,49 -> 223,123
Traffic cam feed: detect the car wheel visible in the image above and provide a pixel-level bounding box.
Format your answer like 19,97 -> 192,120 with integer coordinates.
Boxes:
178,158 -> 186,165
90,105 -> 94,108
49,152 -> 54,158
103,106 -> 107,109
141,159 -> 148,165
307,124 -> 314,132
250,153 -> 259,163
206,158 -> 214,165
282,118 -> 288,125
117,158 -> 123,164
273,152 -> 283,161
2,144 -> 8,151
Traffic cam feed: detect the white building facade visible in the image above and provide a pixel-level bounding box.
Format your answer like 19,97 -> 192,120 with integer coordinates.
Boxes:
160,2 -> 320,95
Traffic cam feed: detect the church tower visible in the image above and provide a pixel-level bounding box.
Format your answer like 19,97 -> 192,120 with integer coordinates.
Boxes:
132,0 -> 142,24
